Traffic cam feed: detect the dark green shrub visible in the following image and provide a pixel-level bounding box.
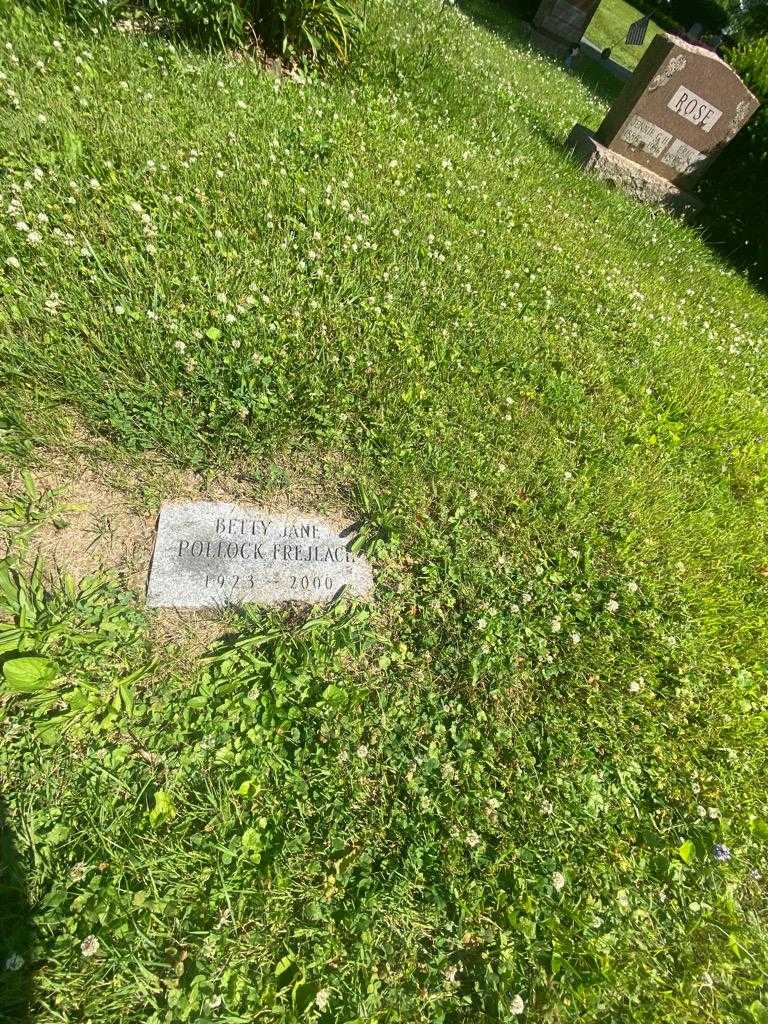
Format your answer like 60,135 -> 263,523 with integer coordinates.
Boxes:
23,0 -> 133,29
729,30 -> 768,92
252,0 -> 364,60
147,0 -> 248,45
703,35 -> 768,279
23,0 -> 364,57
729,0 -> 768,37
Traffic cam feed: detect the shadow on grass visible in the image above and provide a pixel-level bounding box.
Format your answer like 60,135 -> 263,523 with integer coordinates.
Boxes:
455,0 -> 623,103
696,156 -> 768,290
569,54 -> 624,105
0,798 -> 33,1024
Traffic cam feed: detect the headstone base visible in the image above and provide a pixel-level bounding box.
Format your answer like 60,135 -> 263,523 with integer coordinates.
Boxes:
566,124 -> 703,213
532,28 -> 571,58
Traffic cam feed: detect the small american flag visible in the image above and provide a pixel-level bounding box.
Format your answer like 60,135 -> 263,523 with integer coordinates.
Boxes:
626,15 -> 650,45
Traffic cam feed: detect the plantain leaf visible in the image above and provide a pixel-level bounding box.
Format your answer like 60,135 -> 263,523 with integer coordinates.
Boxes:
148,790 -> 177,829
678,839 -> 695,864
2,655 -> 58,692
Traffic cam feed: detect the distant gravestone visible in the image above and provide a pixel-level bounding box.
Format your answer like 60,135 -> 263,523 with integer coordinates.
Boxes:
147,502 -> 373,608
566,33 -> 760,210
532,0 -> 601,58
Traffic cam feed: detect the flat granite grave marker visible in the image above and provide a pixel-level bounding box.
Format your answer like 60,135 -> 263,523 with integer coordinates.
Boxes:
147,502 -> 373,608
566,32 -> 760,210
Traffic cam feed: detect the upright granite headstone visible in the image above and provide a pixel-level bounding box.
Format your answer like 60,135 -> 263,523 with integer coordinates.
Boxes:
566,32 -> 760,210
147,502 -> 373,608
533,0 -> 601,58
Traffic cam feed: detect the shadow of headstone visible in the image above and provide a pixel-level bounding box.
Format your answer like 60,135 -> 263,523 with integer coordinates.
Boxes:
455,0 -> 623,105
0,798 -> 33,1024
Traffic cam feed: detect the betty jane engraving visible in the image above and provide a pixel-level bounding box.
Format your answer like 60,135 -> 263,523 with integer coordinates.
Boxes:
147,502 -> 373,608
667,85 -> 723,131
178,517 -> 355,564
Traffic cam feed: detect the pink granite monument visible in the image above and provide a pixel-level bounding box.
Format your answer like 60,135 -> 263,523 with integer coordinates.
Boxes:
567,33 -> 760,210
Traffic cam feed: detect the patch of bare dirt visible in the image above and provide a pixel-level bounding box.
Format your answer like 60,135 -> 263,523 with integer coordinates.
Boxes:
1,432 -> 361,658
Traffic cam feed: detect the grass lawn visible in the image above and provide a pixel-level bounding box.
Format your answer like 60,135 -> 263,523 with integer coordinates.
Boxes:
1,0 -> 768,1021
584,0 -> 663,68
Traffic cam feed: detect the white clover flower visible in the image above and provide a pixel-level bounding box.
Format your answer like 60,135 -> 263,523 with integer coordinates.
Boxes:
15,220 -> 29,232
606,599 -> 619,613
465,830 -> 481,848
356,744 -> 369,760
315,989 -> 330,1011
571,632 -> 581,645
541,799 -> 553,815
552,870 -> 565,891
627,581 -> 639,594
550,617 -> 561,633
114,304 -> 125,315
70,861 -> 87,881
628,680 -> 641,694
5,255 -> 20,269
510,993 -> 525,1015
80,934 -> 99,957
27,230 -> 42,245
